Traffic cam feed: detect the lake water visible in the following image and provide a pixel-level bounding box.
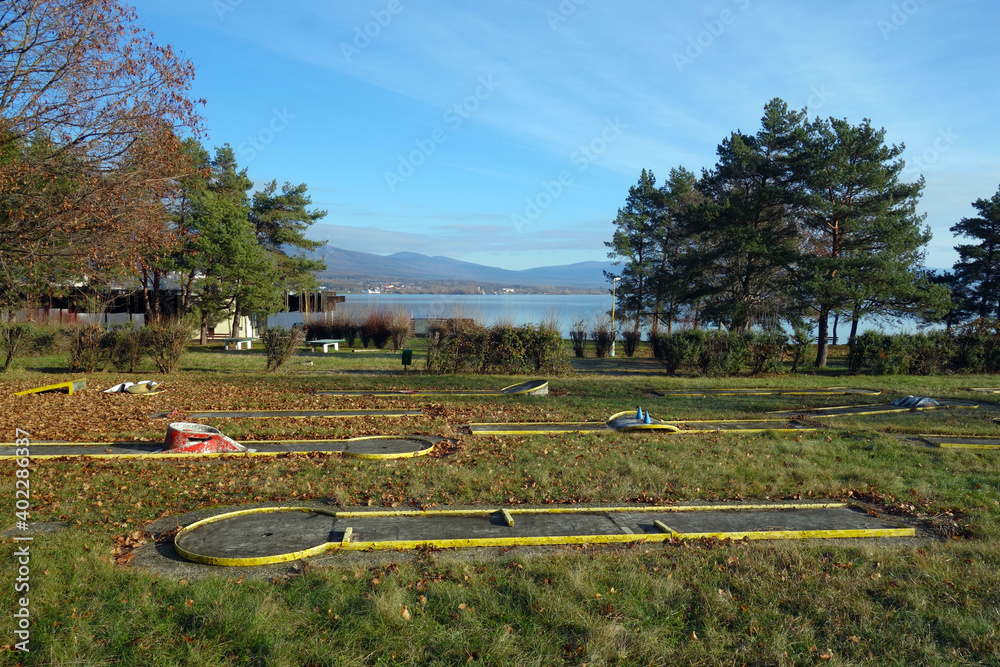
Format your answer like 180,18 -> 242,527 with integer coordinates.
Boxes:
267,293 -> 920,340
269,294 -> 611,338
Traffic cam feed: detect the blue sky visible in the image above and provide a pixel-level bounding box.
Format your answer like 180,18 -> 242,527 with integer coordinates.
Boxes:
131,0 -> 999,271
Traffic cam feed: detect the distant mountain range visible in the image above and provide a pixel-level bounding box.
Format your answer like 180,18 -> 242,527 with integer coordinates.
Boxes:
310,246 -> 615,290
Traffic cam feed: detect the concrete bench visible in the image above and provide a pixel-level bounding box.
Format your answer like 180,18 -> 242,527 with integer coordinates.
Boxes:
307,338 -> 347,353
221,338 -> 255,350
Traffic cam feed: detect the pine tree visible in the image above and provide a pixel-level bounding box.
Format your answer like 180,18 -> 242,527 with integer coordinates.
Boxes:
798,116 -> 944,365
950,187 -> 1000,320
605,169 -> 664,335
680,99 -> 806,333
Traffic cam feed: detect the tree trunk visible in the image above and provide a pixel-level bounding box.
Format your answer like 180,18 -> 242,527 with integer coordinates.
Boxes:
200,313 -> 209,345
140,269 -> 151,323
849,306 -> 861,345
832,310 -> 839,345
153,271 -> 164,322
814,306 -> 829,367
231,299 -> 241,339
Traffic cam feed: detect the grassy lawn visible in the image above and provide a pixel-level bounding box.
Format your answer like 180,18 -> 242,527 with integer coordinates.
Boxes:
0,342 -> 998,665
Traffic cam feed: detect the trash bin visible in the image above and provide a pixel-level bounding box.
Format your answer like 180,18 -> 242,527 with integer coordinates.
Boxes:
401,349 -> 413,367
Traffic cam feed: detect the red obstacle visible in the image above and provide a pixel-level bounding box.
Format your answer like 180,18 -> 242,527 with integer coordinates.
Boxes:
164,422 -> 247,454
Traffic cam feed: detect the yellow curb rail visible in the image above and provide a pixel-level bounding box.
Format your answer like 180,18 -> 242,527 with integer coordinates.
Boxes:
173,503 -> 915,567
0,435 -> 437,461
921,435 -> 1000,450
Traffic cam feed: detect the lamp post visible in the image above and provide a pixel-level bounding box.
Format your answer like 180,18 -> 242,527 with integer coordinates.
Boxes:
611,276 -> 620,357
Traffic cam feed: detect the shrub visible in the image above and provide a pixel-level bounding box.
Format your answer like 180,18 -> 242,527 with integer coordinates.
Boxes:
909,331 -> 956,375
788,326 -> 813,374
747,331 -> 787,376
305,307 -> 363,348
483,325 -> 527,374
620,327 -> 642,358
66,324 -> 110,373
368,310 -> 392,349
569,320 -> 587,358
591,317 -> 613,359
652,330 -> 706,375
385,307 -> 413,350
142,318 -> 191,373
263,326 -> 306,372
429,320 -> 567,375
847,332 -> 913,375
0,323 -> 38,372
525,324 -> 569,374
699,332 -> 750,377
439,324 -> 488,374
108,323 -> 146,373
953,318 -> 1000,374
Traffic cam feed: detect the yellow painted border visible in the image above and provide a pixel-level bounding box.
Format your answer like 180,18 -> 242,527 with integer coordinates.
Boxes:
936,443 -> 1000,450
500,381 -> 549,395
469,417 -> 813,436
656,387 -> 880,397
316,380 -> 548,397
187,410 -> 422,419
770,403 -> 979,418
920,434 -> 1000,450
469,423 -> 600,435
0,436 -> 436,461
173,503 -> 913,567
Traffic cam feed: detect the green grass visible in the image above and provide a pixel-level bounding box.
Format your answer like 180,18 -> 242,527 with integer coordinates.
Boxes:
0,343 -> 998,665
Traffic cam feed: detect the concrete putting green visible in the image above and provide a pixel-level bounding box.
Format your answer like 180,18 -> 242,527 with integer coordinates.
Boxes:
769,397 -> 979,419
470,409 -> 681,435
185,409 -> 422,419
470,411 -> 812,435
921,435 -> 1000,450
654,387 -> 880,397
173,502 -> 915,566
317,379 -> 548,397
666,420 -> 815,433
0,435 -> 438,460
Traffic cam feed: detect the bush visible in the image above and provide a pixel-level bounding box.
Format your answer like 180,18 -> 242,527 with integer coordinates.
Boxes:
385,307 -> 413,350
305,307 -> 364,348
108,323 -> 146,373
847,331 -> 912,375
953,318 -> 1000,374
429,320 -> 567,375
788,326 -> 813,373
0,323 -> 39,372
652,330 -> 706,375
697,332 -> 750,377
747,331 -> 787,376
909,331 -> 956,375
143,318 -> 191,373
569,320 -> 587,358
620,328 -> 642,358
484,325 -> 527,374
263,326 -> 306,372
525,324 -> 569,374
66,324 -> 110,373
366,309 -> 392,349
591,318 -> 613,359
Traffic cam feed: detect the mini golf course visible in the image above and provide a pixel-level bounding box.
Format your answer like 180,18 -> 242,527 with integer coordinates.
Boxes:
185,409 -> 423,419
172,502 -> 916,567
654,387 -> 880,397
0,435 -> 438,460
316,379 -> 549,397
769,397 -> 980,418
